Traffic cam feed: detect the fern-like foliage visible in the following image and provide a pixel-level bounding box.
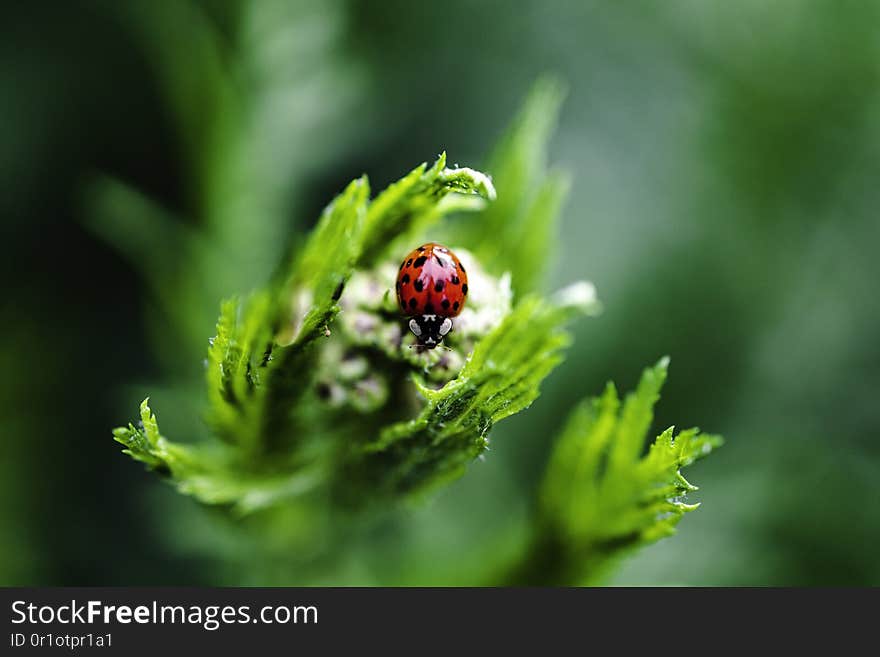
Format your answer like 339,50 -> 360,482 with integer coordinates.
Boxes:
109,76 -> 721,583
113,398 -> 320,510
509,358 -> 723,585
115,137 -> 595,508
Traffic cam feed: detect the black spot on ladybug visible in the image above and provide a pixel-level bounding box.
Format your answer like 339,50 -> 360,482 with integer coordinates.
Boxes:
396,282 -> 400,291
407,259 -> 413,267
414,279 -> 424,292
418,246 -> 426,252
332,278 -> 345,301
402,274 -> 410,285
453,301 -> 460,311
451,275 -> 460,285
462,284 -> 468,295
459,262 -> 466,273
434,255 -> 445,267
442,298 -> 450,310
414,255 -> 427,268
409,298 -> 417,309
424,302 -> 435,314
434,280 -> 445,292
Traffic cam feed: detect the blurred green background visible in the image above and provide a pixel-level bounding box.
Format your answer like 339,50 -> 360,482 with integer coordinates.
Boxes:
2,0 -> 878,586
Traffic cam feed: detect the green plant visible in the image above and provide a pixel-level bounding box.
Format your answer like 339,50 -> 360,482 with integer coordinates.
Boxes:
107,78 -> 721,585
511,358 -> 722,584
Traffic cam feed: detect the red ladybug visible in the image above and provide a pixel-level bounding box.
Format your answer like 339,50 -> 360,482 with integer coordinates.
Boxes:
396,242 -> 469,348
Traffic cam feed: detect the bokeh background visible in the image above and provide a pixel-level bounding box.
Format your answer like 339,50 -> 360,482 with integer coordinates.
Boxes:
2,0 -> 878,586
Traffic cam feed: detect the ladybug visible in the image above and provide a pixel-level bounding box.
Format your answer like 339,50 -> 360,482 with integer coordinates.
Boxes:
396,242 -> 469,348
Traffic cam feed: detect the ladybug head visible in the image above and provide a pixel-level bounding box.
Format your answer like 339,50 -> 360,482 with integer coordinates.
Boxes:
408,315 -> 453,349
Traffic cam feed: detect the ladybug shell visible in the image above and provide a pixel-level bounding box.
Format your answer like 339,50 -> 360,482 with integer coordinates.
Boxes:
396,243 -> 468,318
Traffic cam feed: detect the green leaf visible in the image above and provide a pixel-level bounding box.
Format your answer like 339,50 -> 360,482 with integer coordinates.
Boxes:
512,170 -> 571,294
460,76 -> 569,295
357,152 -> 496,267
220,177 -> 371,455
204,292 -> 275,446
278,176 -> 371,346
521,358 -> 723,584
113,399 -> 320,514
113,398 -> 196,475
